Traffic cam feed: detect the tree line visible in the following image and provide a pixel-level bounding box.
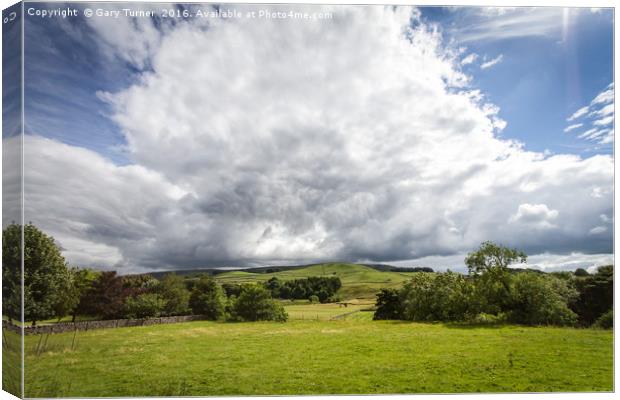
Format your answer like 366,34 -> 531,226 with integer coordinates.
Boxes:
374,241 -> 613,328
2,224 -> 286,324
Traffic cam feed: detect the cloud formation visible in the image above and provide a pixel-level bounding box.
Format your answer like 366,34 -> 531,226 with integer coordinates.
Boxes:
480,54 -> 503,69
14,5 -> 613,272
565,83 -> 614,145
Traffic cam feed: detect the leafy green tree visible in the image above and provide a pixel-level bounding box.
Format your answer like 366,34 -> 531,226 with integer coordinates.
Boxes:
572,265 -> 613,326
157,273 -> 190,316
2,224 -> 22,322
466,242 -> 527,314
399,271 -> 476,322
71,268 -> 100,321
231,284 -> 287,322
123,293 -> 166,319
222,283 -> 243,298
3,224 -> 73,325
508,272 -> 577,326
264,277 -> 282,297
593,309 -> 613,329
373,288 -> 402,320
465,241 -> 527,275
189,276 -> 226,320
399,273 -> 436,321
574,268 -> 589,277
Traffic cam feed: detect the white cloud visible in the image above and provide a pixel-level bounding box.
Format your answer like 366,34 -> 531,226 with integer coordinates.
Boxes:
509,203 -> 559,229
567,105 -> 589,121
563,123 -> 582,133
593,116 -> 614,126
480,54 -> 503,69
566,83 -> 614,145
452,8 -> 565,43
591,84 -> 614,106
460,53 -> 478,65
15,6 -> 614,272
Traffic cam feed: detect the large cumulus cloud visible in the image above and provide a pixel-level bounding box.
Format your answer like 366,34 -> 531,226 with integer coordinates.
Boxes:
14,5 -> 613,272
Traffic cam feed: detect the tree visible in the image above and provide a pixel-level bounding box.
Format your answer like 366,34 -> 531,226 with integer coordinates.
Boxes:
465,241 -> 527,275
231,284 -> 287,322
373,288 -> 401,320
572,265 -> 613,326
79,271 -> 128,319
157,273 -> 190,316
508,272 -> 577,326
466,242 -> 527,314
189,276 -> 226,320
123,293 -> 166,319
399,273 -> 436,321
3,224 -> 72,325
574,268 -> 589,277
264,277 -> 282,297
2,224 -> 22,322
71,268 -> 100,321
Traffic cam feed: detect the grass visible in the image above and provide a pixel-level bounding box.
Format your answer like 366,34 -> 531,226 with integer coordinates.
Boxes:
22,319 -> 612,397
2,329 -> 22,397
283,300 -> 375,320
216,263 -> 416,300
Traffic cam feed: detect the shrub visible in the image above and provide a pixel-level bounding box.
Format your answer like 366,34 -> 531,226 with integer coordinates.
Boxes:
189,276 -> 226,320
373,288 -> 401,320
231,285 -> 287,322
572,265 -> 613,326
574,268 -> 589,277
471,312 -> 507,325
399,272 -> 476,322
592,310 -> 613,329
123,293 -> 166,319
157,274 -> 190,316
308,295 -> 319,303
508,272 -> 577,326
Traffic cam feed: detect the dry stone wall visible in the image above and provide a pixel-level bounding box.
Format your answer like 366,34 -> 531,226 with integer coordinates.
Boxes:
3,315 -> 207,335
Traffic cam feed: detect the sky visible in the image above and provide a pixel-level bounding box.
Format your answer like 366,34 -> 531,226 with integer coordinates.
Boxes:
3,3 -> 614,273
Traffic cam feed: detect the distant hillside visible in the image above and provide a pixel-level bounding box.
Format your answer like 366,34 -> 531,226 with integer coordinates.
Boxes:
213,263 -> 421,300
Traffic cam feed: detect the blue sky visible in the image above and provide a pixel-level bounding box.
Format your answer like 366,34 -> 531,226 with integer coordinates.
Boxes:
420,7 -> 614,156
12,5 -> 614,272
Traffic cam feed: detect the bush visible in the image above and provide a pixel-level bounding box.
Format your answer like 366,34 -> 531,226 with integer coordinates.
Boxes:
123,293 -> 165,319
399,272 -> 475,322
308,295 -> 319,303
572,265 -> 613,326
574,268 -> 589,277
373,288 -> 401,320
157,274 -> 190,316
189,276 -> 226,320
231,285 -> 287,322
592,310 -> 613,329
471,312 -> 507,325
508,272 -> 577,326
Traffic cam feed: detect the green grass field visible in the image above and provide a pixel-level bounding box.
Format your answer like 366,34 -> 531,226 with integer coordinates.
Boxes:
22,317 -> 612,397
216,263 -> 416,299
284,300 -> 375,320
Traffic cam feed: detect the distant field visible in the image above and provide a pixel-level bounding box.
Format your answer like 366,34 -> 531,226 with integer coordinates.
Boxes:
23,318 -> 612,397
283,300 -> 375,320
215,263 -> 416,299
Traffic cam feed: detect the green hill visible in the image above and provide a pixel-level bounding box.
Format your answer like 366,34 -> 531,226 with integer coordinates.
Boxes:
214,263 -> 419,300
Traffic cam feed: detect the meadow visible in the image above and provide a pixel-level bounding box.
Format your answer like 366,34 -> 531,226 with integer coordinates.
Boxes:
21,314 -> 612,397
4,262 -> 614,397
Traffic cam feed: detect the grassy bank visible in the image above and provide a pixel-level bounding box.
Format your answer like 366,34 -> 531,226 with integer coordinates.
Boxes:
23,317 -> 612,397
